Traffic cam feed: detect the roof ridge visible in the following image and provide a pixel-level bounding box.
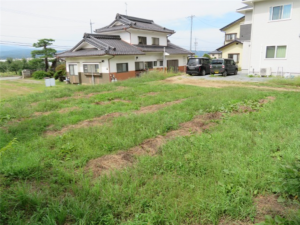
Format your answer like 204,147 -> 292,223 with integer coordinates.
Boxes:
89,36 -> 116,50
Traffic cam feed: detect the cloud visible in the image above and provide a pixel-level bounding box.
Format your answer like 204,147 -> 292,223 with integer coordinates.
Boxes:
1,0 -> 244,50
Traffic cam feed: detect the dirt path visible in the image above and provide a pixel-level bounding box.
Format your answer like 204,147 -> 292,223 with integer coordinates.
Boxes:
45,99 -> 185,136
85,112 -> 222,177
84,96 -> 275,177
163,76 -> 300,92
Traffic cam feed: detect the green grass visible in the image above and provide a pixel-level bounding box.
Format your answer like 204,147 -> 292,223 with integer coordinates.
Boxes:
1,71 -> 299,224
0,71 -> 20,77
267,76 -> 300,87
0,79 -> 65,100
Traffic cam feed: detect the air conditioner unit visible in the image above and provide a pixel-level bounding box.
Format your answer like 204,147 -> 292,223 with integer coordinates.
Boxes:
260,68 -> 272,77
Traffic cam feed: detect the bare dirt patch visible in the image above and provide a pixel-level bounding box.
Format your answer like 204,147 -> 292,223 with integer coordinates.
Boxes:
84,96 -> 275,177
34,106 -> 80,116
164,76 -> 300,92
141,92 -> 159,97
94,99 -> 131,105
85,112 -> 222,177
45,99 -> 185,136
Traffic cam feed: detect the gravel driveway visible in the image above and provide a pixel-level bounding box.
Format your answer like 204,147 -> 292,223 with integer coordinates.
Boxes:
183,72 -> 271,83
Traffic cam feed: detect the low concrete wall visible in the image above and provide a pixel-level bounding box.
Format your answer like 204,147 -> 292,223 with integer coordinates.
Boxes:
22,70 -> 32,79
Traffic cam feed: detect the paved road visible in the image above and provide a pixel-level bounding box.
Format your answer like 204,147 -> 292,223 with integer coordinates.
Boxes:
0,76 -> 21,81
183,72 -> 271,83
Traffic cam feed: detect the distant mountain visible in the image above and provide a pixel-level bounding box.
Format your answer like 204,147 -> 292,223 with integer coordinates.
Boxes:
192,51 -> 211,57
0,45 -> 66,59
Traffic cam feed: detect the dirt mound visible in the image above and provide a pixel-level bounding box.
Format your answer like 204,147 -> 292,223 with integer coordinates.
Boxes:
85,112 -> 222,177
45,99 -> 185,136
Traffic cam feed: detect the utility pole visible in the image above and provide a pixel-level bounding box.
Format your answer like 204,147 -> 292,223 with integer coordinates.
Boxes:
90,19 -> 94,33
194,38 -> 198,52
187,15 -> 195,52
125,2 -> 127,15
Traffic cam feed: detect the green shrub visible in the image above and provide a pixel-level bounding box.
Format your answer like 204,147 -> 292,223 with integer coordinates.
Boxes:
54,70 -> 65,80
44,71 -> 54,78
55,64 -> 66,73
32,71 -> 46,79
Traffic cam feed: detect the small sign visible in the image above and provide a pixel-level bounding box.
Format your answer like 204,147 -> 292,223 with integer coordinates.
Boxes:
45,78 -> 55,87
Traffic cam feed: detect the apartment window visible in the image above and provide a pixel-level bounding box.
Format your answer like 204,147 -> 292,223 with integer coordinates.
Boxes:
269,4 -> 292,21
69,64 -> 78,75
83,64 -> 99,73
153,61 -> 157,67
228,54 -> 239,63
138,36 -> 147,45
266,46 -> 287,58
159,61 -> 163,66
135,62 -> 144,70
226,33 -> 237,41
152,37 -> 159,45
117,63 -> 128,73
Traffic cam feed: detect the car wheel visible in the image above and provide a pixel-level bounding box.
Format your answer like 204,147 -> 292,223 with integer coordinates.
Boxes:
223,70 -> 227,77
234,69 -> 238,75
202,69 -> 206,76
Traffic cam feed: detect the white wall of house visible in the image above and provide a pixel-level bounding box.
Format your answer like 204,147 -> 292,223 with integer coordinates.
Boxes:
244,11 -> 253,24
129,29 -> 168,46
66,56 -> 110,74
242,41 -> 251,72
96,29 -> 168,46
247,0 -> 300,74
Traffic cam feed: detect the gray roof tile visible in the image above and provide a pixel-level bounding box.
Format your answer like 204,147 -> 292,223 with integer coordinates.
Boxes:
57,33 -> 145,58
95,13 -> 174,34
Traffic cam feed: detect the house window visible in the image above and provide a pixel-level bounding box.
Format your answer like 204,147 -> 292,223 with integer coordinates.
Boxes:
226,34 -> 237,41
117,63 -> 128,73
153,61 -> 157,67
145,62 -> 153,69
135,62 -> 144,70
159,61 -> 163,66
69,64 -> 78,75
269,4 -> 292,21
83,64 -> 99,73
138,36 -> 147,45
228,54 -> 239,63
152,37 -> 159,45
266,45 -> 287,58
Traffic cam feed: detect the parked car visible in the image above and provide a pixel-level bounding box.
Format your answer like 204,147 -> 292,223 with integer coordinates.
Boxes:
186,57 -> 211,76
210,59 -> 238,76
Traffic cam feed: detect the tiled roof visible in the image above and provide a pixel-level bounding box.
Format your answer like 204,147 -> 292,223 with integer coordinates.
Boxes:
133,42 -> 193,55
95,13 -> 175,34
57,33 -> 145,58
216,40 -> 243,51
220,16 -> 245,31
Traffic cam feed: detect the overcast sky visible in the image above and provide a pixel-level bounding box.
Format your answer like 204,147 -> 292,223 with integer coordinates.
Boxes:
1,0 -> 245,52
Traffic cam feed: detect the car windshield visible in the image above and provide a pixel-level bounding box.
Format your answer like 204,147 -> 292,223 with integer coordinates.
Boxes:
211,60 -> 223,64
187,58 -> 199,66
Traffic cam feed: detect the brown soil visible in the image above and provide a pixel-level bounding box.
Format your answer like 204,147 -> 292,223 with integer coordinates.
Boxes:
164,76 -> 300,92
85,112 -> 222,177
34,106 -> 80,116
219,195 -> 299,225
94,99 -> 131,105
45,99 -> 186,136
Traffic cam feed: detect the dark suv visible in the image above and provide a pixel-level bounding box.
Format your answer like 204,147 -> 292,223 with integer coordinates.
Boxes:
186,57 -> 211,76
210,58 -> 238,76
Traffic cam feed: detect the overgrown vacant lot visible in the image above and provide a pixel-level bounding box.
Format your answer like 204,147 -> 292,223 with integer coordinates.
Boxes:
1,72 -> 300,224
